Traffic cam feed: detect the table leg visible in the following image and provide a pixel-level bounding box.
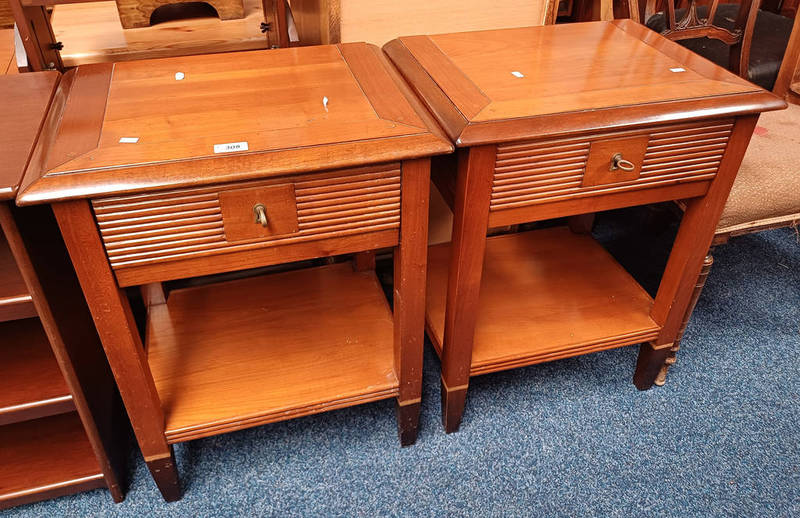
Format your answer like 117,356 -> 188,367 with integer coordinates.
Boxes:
393,158 -> 430,446
53,200 -> 181,502
440,146 -> 494,433
637,115 -> 759,389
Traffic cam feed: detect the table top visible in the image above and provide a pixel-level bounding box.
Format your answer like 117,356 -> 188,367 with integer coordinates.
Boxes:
17,44 -> 452,205
384,20 -> 786,146
0,72 -> 60,202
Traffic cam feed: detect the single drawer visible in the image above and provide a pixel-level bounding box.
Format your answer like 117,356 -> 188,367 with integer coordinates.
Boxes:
490,119 -> 733,211
91,164 -> 402,270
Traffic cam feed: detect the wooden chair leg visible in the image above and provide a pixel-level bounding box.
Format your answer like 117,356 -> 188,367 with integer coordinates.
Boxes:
393,159 -> 430,446
633,343 -> 672,390
655,253 -> 714,386
440,146 -> 494,433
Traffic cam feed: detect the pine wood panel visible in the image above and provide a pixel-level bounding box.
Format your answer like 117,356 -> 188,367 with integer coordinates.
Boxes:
426,228 -> 660,376
0,318 -> 74,426
489,119 -> 733,211
92,164 -> 401,270
0,413 -> 105,509
0,234 -> 35,322
146,263 -> 399,443
50,0 -> 273,68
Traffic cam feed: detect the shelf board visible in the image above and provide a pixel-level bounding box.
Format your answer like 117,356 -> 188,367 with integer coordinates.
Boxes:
0,412 -> 105,509
51,0 -> 269,67
0,235 -> 36,323
0,318 -> 74,426
147,263 -> 399,443
426,227 -> 661,376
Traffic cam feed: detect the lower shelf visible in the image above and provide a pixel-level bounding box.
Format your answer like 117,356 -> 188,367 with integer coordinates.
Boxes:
0,318 -> 74,426
0,234 -> 36,323
147,263 -> 399,443
0,412 -> 105,509
426,227 -> 661,376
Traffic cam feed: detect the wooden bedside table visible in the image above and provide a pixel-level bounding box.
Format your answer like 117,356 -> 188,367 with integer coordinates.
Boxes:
0,72 -> 126,508
18,46 -> 452,501
384,20 -> 786,433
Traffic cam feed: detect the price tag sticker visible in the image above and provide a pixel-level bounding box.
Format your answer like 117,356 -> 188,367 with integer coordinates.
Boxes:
214,141 -> 249,154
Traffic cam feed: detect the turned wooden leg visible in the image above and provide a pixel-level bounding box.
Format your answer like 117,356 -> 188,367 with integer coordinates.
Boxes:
392,159 -> 430,446
440,146 -> 494,433
655,253 -> 714,386
633,343 -> 672,390
53,201 -> 181,501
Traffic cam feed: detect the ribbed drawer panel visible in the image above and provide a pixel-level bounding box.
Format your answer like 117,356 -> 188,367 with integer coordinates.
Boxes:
92,165 -> 402,269
490,120 -> 733,211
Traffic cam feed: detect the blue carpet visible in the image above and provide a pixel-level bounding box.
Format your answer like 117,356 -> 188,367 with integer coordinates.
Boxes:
4,224 -> 799,517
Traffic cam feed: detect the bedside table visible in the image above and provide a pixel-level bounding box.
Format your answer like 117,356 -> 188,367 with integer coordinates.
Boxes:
18,45 -> 452,500
384,20 -> 785,432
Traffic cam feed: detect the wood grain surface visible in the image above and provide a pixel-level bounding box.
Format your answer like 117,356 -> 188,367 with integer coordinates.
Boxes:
0,318 -> 74,426
146,263 -> 399,443
51,0 -> 272,67
0,72 -> 59,201
90,164 -> 402,273
18,45 -> 451,205
0,412 -> 105,509
384,20 -> 784,145
0,234 -> 36,322
426,228 -> 660,375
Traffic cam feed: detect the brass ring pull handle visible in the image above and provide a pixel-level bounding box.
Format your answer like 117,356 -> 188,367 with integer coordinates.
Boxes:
253,203 -> 268,227
610,153 -> 635,172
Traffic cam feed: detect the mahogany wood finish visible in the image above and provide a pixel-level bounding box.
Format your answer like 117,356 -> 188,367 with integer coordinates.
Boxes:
0,318 -> 74,426
0,413 -> 106,508
385,20 -> 785,432
0,73 -> 125,509
0,236 -> 36,322
774,11 -> 800,103
20,45 -> 451,501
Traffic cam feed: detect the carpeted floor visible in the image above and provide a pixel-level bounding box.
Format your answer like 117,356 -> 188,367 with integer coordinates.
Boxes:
4,219 -> 799,517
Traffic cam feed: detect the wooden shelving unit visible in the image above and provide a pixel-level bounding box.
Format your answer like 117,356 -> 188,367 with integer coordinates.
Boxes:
0,413 -> 106,507
147,263 -> 399,443
0,318 -> 74,426
0,235 -> 36,322
0,72 -> 125,510
426,227 -> 661,376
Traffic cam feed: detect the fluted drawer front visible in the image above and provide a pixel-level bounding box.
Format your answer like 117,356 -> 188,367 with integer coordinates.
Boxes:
92,164 -> 402,269
490,120 -> 733,211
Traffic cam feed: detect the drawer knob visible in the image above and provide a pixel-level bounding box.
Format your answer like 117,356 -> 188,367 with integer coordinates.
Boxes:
610,153 -> 636,172
253,203 -> 268,227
